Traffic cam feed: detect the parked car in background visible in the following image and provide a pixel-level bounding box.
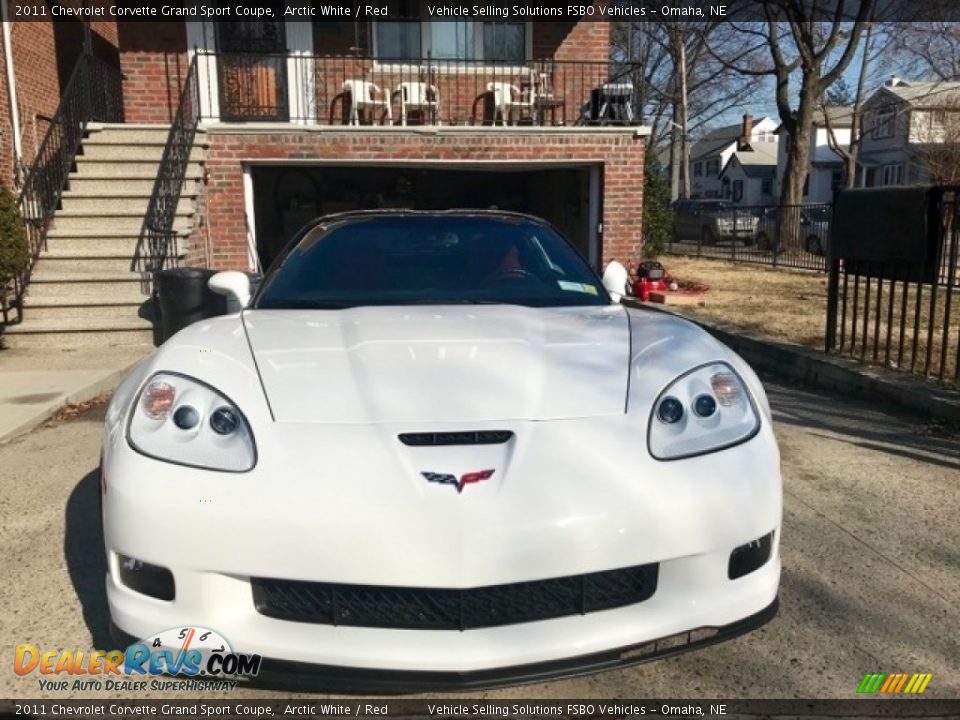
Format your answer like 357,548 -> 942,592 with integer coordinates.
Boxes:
672,199 -> 759,245
754,206 -> 830,255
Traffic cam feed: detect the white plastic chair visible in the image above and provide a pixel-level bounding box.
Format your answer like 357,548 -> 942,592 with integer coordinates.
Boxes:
396,81 -> 440,126
343,79 -> 392,126
487,81 -> 533,126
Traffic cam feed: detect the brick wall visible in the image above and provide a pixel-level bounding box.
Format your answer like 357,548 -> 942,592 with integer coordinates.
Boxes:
0,20 -> 121,190
199,130 -> 644,271
117,21 -> 187,123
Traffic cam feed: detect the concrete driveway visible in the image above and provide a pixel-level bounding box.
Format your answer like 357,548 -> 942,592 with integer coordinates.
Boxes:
1,375 -> 957,699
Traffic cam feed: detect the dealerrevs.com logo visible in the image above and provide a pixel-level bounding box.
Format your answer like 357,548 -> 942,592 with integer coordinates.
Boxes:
14,626 -> 261,692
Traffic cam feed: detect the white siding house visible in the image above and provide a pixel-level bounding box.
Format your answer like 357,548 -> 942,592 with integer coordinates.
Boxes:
858,78 -> 960,186
774,106 -> 853,204
690,114 -> 779,198
718,142 -> 778,206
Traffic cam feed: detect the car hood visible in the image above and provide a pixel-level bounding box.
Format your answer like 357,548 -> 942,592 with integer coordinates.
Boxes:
242,304 -> 630,424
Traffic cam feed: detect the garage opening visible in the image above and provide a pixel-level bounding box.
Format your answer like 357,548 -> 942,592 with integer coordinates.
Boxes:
249,164 -> 600,272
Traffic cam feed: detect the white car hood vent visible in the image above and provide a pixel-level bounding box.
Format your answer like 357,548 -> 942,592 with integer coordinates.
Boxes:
242,305 -> 630,424
398,430 -> 514,446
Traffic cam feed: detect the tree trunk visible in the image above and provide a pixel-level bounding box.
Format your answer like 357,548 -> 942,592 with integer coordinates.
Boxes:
669,101 -> 681,202
781,89 -> 816,208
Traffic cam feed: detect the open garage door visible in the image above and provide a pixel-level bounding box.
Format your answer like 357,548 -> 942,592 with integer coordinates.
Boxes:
250,164 -> 600,272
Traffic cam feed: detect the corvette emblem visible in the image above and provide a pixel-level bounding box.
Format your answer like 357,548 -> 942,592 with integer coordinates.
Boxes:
421,469 -> 495,493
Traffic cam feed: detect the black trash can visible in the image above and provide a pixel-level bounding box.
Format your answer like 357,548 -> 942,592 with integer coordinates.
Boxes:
154,267 -> 227,343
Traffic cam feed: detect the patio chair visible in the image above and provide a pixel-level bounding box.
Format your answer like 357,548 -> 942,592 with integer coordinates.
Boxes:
396,81 -> 440,126
487,81 -> 534,126
343,79 -> 392,126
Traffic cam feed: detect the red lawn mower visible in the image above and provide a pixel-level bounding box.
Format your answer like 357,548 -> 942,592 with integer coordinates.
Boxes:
633,260 -> 669,301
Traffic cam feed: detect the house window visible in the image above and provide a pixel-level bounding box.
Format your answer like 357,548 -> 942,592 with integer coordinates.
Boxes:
872,107 -> 895,138
721,178 -> 731,198
706,158 -> 720,176
694,162 -> 703,177
732,179 -> 744,202
831,169 -> 844,193
375,7 -> 527,63
761,178 -> 772,195
882,163 -> 904,186
802,174 -> 810,196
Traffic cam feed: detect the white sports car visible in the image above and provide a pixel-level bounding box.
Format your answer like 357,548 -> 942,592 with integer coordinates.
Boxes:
102,210 -> 781,690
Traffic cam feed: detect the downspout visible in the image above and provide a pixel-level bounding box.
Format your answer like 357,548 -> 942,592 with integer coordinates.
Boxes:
1,9 -> 24,186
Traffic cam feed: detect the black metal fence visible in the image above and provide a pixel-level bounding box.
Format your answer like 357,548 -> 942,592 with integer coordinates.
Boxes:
666,203 -> 831,273
826,187 -> 960,385
1,54 -> 123,326
134,56 -> 201,286
198,50 -> 639,128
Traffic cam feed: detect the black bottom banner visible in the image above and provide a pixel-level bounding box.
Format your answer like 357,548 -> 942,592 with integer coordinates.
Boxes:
2,699 -> 960,720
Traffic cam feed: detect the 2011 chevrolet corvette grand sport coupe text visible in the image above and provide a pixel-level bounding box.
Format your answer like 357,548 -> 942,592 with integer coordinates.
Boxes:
101,210 -> 781,691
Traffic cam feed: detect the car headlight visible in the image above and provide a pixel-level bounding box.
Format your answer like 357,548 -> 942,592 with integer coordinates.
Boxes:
128,372 -> 256,472
648,362 -> 760,461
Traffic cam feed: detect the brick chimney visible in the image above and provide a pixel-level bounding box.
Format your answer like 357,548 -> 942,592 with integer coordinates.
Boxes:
738,113 -> 754,150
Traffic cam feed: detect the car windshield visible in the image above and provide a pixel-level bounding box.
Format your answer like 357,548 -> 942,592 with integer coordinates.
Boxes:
255,215 -> 610,309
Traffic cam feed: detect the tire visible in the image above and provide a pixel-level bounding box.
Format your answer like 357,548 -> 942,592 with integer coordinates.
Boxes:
700,226 -> 716,245
756,232 -> 771,251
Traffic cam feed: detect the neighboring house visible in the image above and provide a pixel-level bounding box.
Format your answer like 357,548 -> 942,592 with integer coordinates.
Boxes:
0,12 -> 648,348
858,77 -> 960,187
689,114 -> 778,198
774,106 -> 854,204
718,142 -> 778,206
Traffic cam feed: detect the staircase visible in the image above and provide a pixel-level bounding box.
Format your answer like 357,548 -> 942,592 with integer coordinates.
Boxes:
4,124 -> 207,349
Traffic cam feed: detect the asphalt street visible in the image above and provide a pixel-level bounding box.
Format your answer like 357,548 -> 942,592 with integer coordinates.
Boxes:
1,375 -> 958,700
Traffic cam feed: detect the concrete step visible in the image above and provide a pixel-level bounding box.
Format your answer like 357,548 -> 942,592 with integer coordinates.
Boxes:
66,176 -> 201,195
2,317 -> 156,349
51,212 -> 192,234
22,296 -> 152,322
59,195 -> 195,214
25,276 -> 147,301
78,143 -> 207,162
34,252 -> 140,274
87,125 -> 208,145
72,158 -> 204,177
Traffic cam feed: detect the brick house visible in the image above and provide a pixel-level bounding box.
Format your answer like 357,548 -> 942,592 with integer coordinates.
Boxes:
0,13 -> 648,347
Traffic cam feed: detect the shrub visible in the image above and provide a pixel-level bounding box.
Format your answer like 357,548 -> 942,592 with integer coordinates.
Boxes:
0,186 -> 29,285
642,157 -> 673,258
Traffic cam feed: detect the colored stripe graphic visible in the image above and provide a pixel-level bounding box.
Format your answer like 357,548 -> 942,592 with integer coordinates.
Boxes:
857,672 -> 932,694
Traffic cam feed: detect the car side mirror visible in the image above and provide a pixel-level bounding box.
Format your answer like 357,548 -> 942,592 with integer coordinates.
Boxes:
602,261 -> 628,303
208,271 -> 251,313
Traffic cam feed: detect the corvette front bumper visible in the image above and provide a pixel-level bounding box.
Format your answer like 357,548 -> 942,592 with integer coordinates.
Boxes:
112,598 -> 778,692
103,415 -> 781,686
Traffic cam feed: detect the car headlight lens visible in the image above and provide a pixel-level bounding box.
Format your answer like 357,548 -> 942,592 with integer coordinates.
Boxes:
648,362 -> 760,460
128,373 -> 256,472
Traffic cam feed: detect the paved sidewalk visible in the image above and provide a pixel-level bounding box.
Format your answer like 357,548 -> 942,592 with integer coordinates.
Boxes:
0,344 -> 153,444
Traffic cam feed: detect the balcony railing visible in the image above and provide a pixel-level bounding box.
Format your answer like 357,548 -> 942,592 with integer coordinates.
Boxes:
198,50 -> 640,128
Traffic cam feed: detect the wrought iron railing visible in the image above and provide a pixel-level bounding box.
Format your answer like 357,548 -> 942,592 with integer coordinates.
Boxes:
2,53 -> 123,326
198,50 -> 640,128
666,203 -> 832,273
826,187 -> 960,384
134,55 -> 200,283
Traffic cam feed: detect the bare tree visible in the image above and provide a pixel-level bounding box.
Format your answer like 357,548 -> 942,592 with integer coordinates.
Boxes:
612,21 -> 765,200
911,96 -> 960,184
709,1 -> 876,207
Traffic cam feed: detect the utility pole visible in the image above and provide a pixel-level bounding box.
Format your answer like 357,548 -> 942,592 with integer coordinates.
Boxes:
679,37 -> 690,199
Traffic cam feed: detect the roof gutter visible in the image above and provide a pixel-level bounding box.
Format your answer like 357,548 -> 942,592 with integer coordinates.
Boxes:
1,8 -> 23,186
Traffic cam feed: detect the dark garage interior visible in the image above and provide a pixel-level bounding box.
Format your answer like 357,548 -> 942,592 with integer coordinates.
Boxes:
251,165 -> 598,272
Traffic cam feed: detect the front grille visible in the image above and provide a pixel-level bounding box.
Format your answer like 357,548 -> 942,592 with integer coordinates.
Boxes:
251,564 -> 658,631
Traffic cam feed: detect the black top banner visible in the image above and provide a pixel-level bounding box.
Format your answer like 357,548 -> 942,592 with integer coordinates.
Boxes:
6,1 -> 960,23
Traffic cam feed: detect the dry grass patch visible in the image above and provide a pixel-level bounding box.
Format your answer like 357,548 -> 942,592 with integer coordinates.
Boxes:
658,257 -> 829,348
